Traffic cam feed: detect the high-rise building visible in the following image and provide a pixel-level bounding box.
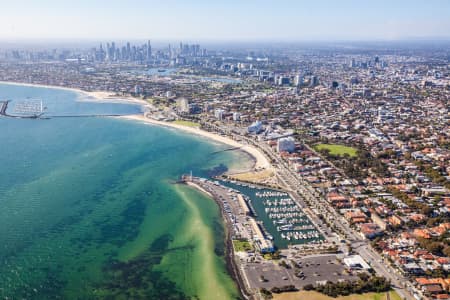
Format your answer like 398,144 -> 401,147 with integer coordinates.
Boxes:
214,108 -> 225,120
134,84 -> 142,95
247,121 -> 263,134
147,40 -> 152,61
277,137 -> 295,153
294,74 -> 303,86
111,42 -> 116,61
309,75 -> 318,87
277,76 -> 290,85
127,42 -> 131,60
177,98 -> 190,113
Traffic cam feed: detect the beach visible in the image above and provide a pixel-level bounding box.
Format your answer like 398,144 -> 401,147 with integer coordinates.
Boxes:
120,114 -> 271,172
0,80 -> 270,299
0,81 -> 244,299
0,81 -> 148,106
0,80 -> 271,174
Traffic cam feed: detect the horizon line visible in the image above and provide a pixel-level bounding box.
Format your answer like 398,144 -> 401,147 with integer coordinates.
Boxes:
1,36 -> 450,42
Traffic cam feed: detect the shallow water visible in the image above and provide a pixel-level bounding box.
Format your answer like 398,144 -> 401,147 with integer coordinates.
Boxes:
0,83 -> 244,299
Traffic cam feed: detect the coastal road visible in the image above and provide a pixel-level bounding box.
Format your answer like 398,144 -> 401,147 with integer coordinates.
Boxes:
202,122 -> 415,299
355,244 -> 411,299
271,152 -> 413,299
251,139 -> 414,299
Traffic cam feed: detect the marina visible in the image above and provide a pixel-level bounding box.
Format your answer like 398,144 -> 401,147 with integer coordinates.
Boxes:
219,179 -> 324,249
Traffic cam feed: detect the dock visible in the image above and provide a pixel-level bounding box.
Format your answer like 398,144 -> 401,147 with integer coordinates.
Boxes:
0,99 -> 131,120
210,147 -> 242,155
0,100 -> 10,116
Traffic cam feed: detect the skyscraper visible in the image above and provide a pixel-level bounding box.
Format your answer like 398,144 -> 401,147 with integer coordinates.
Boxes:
126,42 -> 131,60
147,40 -> 152,61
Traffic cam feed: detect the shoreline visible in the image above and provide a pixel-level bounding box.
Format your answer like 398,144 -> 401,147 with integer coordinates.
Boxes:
184,180 -> 252,300
1,80 -> 267,298
0,80 -> 148,106
119,114 -> 271,172
0,80 -> 270,173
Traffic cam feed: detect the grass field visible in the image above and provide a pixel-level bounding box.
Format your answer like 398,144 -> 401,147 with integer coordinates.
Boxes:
273,290 -> 401,300
315,144 -> 358,157
172,120 -> 200,127
232,240 -> 253,252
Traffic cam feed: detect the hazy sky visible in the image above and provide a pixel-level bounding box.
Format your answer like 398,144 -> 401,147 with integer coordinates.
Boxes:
1,0 -> 449,41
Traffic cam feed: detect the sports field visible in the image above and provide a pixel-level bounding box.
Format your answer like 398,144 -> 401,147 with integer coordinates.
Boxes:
172,120 -> 200,127
315,143 -> 358,157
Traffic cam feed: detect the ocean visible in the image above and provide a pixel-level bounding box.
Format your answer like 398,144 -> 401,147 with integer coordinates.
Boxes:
0,83 -> 247,299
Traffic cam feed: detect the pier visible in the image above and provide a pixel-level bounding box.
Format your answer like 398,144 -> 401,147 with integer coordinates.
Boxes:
50,114 -> 126,118
0,100 -> 9,116
0,99 -> 46,119
0,100 -> 131,120
210,146 -> 241,155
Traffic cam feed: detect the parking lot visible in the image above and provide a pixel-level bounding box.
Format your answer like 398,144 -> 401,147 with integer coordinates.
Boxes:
243,254 -> 358,290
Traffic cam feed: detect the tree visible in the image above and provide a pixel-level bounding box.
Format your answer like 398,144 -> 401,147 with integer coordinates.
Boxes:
421,206 -> 434,217
443,246 -> 450,257
427,242 -> 444,255
260,288 -> 273,299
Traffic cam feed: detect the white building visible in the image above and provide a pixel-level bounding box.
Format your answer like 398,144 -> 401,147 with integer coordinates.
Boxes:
277,137 -> 295,153
247,120 -> 263,134
343,255 -> 371,270
177,98 -> 190,113
294,74 -> 303,86
214,108 -> 225,120
134,84 -> 142,95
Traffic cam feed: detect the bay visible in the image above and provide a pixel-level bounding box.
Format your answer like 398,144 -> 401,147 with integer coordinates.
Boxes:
0,83 -> 246,299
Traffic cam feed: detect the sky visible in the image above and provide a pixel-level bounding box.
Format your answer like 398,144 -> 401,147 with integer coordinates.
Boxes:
1,0 -> 449,42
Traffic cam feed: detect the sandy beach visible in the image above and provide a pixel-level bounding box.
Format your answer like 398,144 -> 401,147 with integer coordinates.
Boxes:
0,80 -> 270,173
120,114 -> 271,171
0,81 -> 148,106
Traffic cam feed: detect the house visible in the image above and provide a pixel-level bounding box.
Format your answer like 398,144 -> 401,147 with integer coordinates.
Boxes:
327,192 -> 351,208
402,262 -> 424,275
414,228 -> 432,239
436,258 -> 450,271
345,210 -> 368,224
370,212 -> 387,230
360,223 -> 384,239
388,215 -> 404,227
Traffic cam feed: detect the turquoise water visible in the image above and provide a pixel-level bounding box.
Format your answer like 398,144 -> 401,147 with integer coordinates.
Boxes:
0,83 -> 246,299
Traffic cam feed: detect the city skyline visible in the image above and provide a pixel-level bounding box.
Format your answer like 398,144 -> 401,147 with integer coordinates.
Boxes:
1,0 -> 450,41
1,1 -> 450,299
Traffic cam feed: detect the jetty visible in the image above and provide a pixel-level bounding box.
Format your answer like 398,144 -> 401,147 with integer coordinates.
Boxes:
0,100 -> 9,116
210,146 -> 241,155
0,99 -> 46,119
0,100 -> 130,119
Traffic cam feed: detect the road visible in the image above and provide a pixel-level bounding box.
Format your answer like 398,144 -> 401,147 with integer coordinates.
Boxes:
260,141 -> 413,299
256,140 -> 414,300
196,120 -> 415,299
